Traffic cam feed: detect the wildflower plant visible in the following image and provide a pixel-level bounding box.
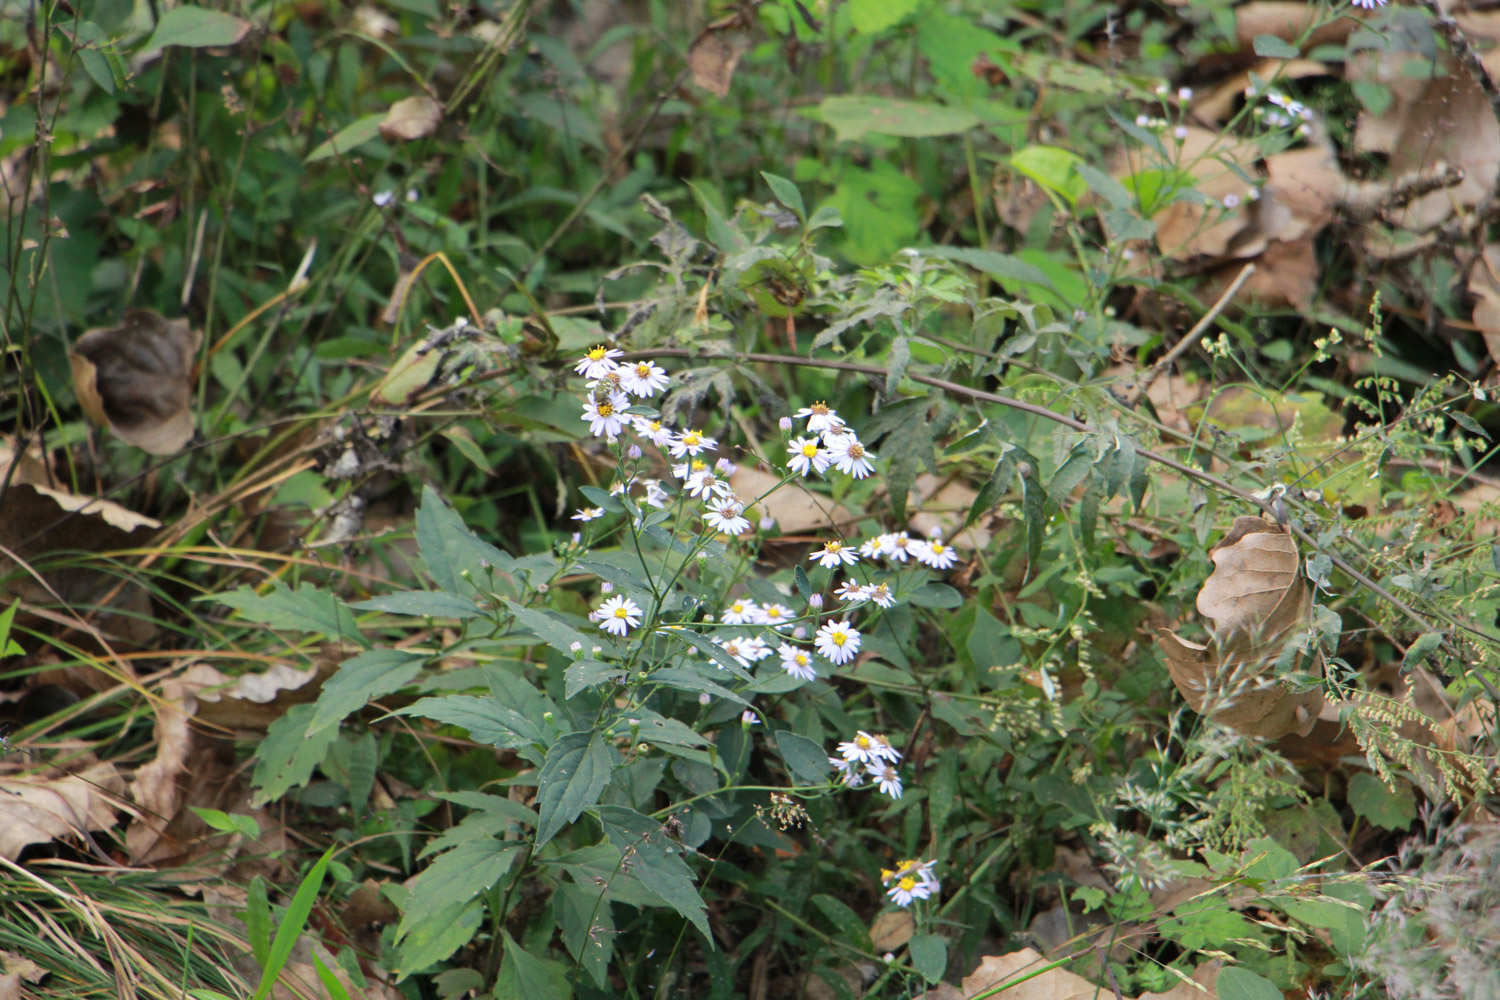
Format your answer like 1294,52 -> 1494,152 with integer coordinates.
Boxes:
246,339 -> 964,988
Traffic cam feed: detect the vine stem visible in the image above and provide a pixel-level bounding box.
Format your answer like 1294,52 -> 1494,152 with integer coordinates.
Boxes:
1134,261 -> 1255,401
630,347 -> 1500,650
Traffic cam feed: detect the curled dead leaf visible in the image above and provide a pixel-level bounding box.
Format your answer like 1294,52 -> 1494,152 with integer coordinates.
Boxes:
1157,516 -> 1323,739
688,12 -> 752,97
0,760 -> 123,861
379,95 -> 442,142
70,310 -> 201,455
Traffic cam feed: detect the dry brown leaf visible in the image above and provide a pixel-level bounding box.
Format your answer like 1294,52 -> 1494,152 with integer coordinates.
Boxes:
731,465 -> 853,534
1158,516 -> 1323,739
0,761 -> 123,861
960,948 -> 1100,1000
0,438 -> 49,487
1137,961 -> 1220,1000
187,659 -> 327,730
1234,2 -> 1356,52
1468,245 -> 1500,363
70,310 -> 201,454
870,909 -> 914,952
125,670 -> 206,863
907,474 -> 996,550
0,952 -> 46,1000
379,96 -> 442,142
687,13 -> 751,97
1193,59 -> 1329,123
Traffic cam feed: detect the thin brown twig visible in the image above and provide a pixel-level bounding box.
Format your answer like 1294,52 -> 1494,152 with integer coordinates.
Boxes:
1135,261 -> 1255,402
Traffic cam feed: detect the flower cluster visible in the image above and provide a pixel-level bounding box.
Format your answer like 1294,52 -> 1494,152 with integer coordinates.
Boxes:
784,402 -> 875,479
880,858 -> 940,908
830,730 -> 904,800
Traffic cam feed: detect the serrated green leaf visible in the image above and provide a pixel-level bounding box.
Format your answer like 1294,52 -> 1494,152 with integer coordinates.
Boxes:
504,599 -> 597,656
1401,629 -> 1445,670
536,731 -> 617,847
1347,772 -> 1416,831
1252,34 -> 1300,59
308,649 -> 425,732
415,485 -> 516,595
566,659 -> 626,698
923,246 -> 1058,293
761,171 -> 805,220
909,583 -> 962,608
251,704 -> 340,805
649,665 -> 752,708
1047,443 -> 1093,504
847,0 -> 921,33
395,694 -> 544,755
393,897 -> 483,978
140,5 -> 249,56
350,591 -> 482,618
909,934 -> 947,984
885,336 -> 912,399
613,709 -> 708,749
659,627 -> 754,680
214,583 -> 366,646
775,730 -> 830,785
595,806 -> 711,941
397,839 -> 523,941
811,894 -> 873,950
1216,967 -> 1281,1000
556,882 -> 616,988
495,931 -> 572,1000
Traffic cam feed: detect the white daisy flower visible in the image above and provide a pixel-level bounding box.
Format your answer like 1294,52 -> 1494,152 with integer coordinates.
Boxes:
862,582 -> 896,608
738,636 -> 773,662
641,478 -> 670,508
572,507 -> 605,522
704,497 -> 750,535
779,644 -> 817,682
786,437 -> 831,478
868,761 -> 903,800
619,359 -> 669,397
721,598 -> 761,626
810,540 -> 859,569
886,873 -> 928,906
741,710 -> 759,725
757,602 -> 794,629
837,730 -> 883,765
594,595 -> 642,637
582,392 -> 630,441
685,467 -> 730,499
885,531 -> 914,563
815,620 -> 861,664
912,535 -> 959,570
834,580 -> 867,604
576,345 -> 623,379
670,428 -> 716,458
793,401 -> 841,434
673,458 -> 709,481
825,433 -> 875,479
632,417 -> 674,447
859,534 -> 893,560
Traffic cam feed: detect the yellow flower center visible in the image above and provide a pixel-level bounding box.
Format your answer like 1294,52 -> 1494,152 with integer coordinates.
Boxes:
827,541 -> 842,552
634,363 -> 651,377
898,876 -> 916,891
613,608 -> 630,619
811,402 -> 829,415
848,443 -> 864,458
588,346 -> 608,361
683,431 -> 701,445
598,403 -> 614,417
931,543 -> 945,554
833,633 -> 847,647
856,735 -> 871,749
801,443 -> 819,458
